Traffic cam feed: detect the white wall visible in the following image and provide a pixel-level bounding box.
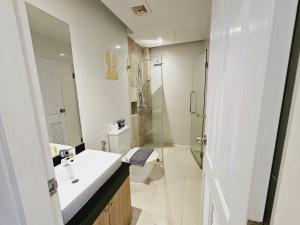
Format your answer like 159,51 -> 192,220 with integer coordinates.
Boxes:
30,31 -> 82,147
271,57 -> 300,225
150,41 -> 208,145
26,0 -> 130,149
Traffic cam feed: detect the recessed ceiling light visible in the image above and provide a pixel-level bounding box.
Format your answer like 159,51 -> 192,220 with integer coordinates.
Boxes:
115,45 -> 121,49
59,53 -> 65,56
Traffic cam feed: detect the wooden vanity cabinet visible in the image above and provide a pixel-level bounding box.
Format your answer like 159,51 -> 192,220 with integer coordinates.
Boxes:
93,206 -> 110,225
93,177 -> 132,225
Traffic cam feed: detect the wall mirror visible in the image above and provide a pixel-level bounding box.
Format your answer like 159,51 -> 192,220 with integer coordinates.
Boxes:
26,3 -> 83,158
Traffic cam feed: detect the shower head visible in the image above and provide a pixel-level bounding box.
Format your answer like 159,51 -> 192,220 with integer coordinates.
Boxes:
153,62 -> 163,67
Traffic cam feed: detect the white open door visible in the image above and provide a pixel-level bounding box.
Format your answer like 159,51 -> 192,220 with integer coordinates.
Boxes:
202,0 -> 298,224
0,0 -> 63,224
36,56 -> 69,144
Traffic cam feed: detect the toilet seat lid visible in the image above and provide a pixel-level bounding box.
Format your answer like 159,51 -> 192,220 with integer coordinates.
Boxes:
123,147 -> 158,163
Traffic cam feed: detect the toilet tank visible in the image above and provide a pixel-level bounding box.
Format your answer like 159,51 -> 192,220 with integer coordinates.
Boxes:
108,125 -> 130,155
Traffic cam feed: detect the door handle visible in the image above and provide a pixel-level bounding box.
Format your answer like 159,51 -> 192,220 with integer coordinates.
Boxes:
190,91 -> 196,113
196,135 -> 207,145
59,108 -> 66,113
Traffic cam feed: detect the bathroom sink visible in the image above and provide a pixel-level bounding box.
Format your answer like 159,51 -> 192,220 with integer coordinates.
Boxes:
54,149 -> 122,224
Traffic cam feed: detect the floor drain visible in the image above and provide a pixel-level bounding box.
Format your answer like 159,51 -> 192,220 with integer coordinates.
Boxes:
72,178 -> 79,184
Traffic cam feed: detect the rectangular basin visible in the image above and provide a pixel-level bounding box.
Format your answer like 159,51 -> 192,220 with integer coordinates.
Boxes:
54,149 -> 122,224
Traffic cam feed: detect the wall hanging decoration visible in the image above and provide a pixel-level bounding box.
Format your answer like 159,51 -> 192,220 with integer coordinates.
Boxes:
104,49 -> 118,80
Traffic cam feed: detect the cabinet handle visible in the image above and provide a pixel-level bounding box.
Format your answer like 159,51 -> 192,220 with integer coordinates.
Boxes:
107,202 -> 114,210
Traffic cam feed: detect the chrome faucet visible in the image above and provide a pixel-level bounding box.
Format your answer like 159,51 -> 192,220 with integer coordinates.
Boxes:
59,148 -> 76,182
59,148 -> 73,158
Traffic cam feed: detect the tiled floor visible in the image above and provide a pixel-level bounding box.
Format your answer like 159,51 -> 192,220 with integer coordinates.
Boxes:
130,145 -> 203,225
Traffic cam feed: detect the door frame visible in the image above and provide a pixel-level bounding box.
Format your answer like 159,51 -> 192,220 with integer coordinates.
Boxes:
0,0 -> 63,224
190,49 -> 209,168
264,3 -> 300,224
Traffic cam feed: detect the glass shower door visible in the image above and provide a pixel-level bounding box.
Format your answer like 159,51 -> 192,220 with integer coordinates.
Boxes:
151,56 -> 164,162
190,50 -> 208,168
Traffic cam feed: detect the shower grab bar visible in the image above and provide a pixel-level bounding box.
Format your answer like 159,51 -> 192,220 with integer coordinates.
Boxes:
190,91 -> 196,114
190,91 -> 201,117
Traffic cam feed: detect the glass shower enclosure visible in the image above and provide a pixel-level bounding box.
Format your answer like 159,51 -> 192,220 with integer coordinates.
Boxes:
127,44 -> 164,163
190,50 -> 208,168
150,56 -> 164,162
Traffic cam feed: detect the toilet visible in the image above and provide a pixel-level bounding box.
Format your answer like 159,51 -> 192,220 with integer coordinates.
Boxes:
108,125 -> 158,183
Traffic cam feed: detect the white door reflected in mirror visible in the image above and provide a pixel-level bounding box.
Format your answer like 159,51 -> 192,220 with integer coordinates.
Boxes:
26,3 -> 83,150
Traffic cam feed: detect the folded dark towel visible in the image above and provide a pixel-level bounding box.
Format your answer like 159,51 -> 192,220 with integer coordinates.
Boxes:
130,147 -> 154,167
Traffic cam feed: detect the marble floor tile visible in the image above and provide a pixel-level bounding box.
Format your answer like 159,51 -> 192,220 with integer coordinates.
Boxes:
130,145 -> 202,225
139,209 -> 181,225
181,201 -> 203,225
131,183 -> 155,210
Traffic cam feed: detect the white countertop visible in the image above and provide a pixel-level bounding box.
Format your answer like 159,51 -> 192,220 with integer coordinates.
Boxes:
54,150 -> 122,224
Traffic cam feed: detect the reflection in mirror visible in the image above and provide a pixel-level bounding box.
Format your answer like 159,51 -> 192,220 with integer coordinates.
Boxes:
26,4 -> 83,157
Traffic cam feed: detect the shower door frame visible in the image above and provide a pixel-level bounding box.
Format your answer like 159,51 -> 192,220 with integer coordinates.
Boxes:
190,49 -> 209,168
152,56 -> 165,164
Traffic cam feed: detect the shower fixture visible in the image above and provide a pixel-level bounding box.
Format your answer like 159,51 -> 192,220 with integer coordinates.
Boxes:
153,62 -> 163,66
135,60 -> 152,113
138,104 -> 152,113
141,79 -> 151,91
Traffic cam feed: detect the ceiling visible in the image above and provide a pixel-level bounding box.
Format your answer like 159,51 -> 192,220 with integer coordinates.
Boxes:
100,0 -> 212,48
26,3 -> 71,44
